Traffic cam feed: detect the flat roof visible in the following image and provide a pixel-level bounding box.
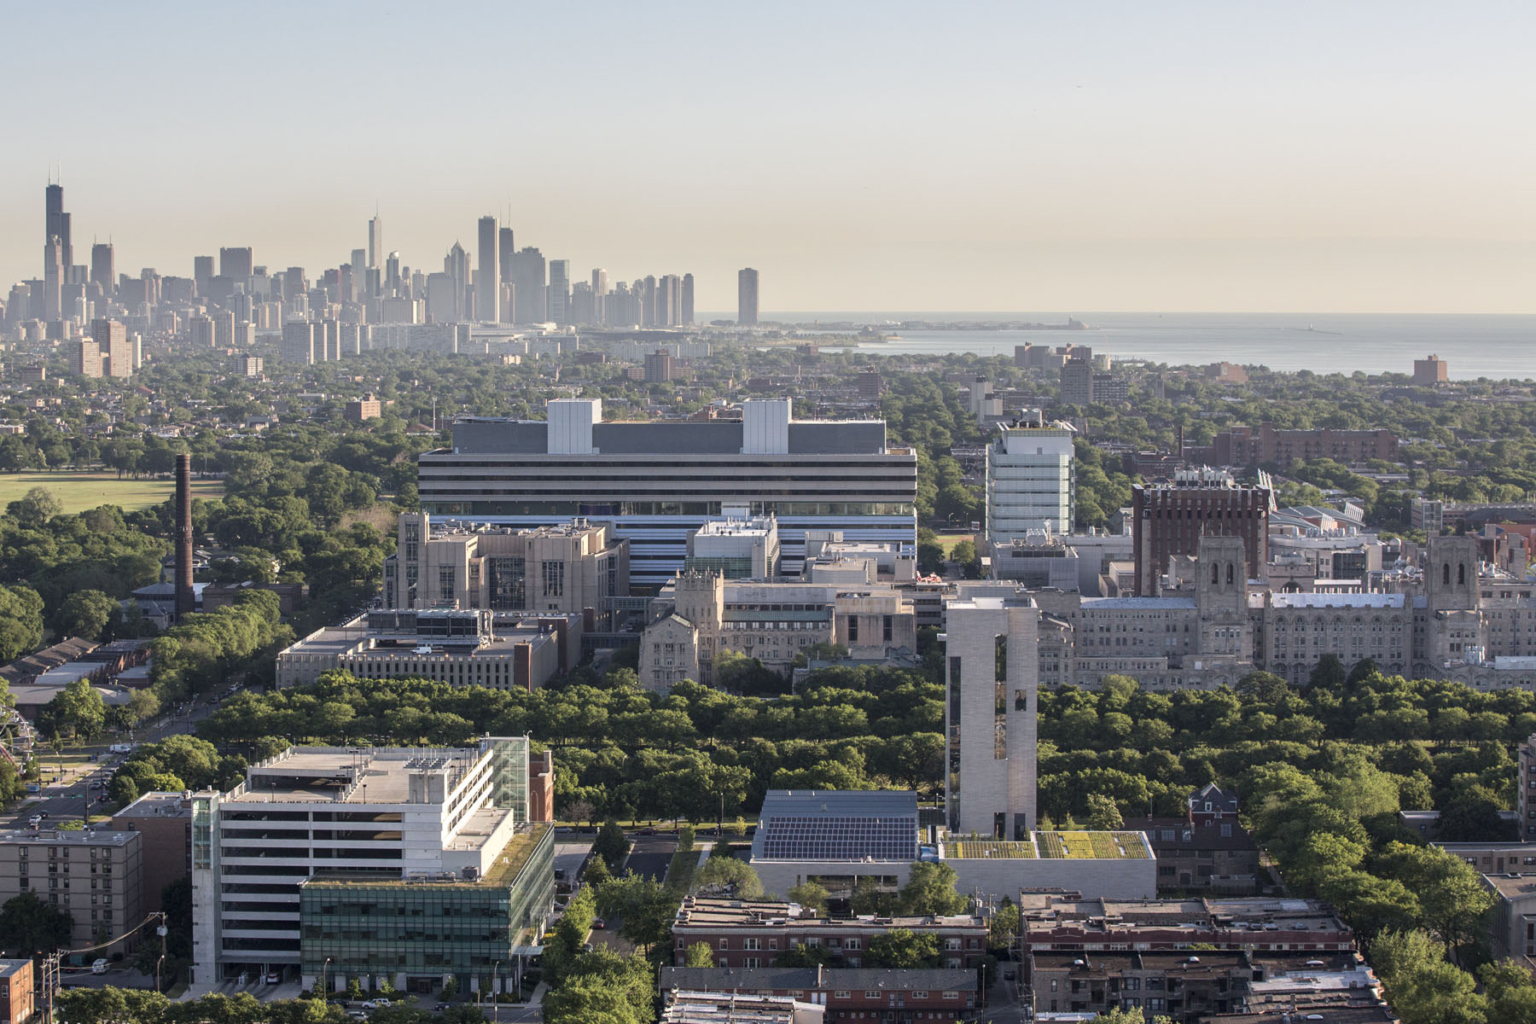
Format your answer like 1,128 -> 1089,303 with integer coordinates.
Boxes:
1268,593 -> 1405,610
759,790 -> 917,819
1484,873 -> 1536,900
675,898 -> 982,931
0,829 -> 139,847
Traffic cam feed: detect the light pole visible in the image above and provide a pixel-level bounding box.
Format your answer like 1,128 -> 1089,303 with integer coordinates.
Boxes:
321,957 -> 332,1003
155,915 -> 168,992
491,960 -> 501,1023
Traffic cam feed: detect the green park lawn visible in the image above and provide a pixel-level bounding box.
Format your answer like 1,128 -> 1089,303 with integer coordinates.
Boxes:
0,471 -> 223,514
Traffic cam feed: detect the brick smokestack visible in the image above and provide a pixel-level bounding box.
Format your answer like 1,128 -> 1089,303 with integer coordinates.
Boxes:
175,453 -> 195,619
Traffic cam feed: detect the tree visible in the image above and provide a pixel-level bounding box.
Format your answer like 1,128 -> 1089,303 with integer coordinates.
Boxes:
40,678 -> 107,741
543,951 -> 655,1024
0,585 -> 44,661
1308,653 -> 1346,690
7,486 -> 62,528
787,881 -> 830,916
899,861 -> 967,916
1093,1011 -> 1174,1024
990,903 -> 1021,949
691,857 -> 763,899
867,929 -> 938,968
1085,793 -> 1124,830
0,892 -> 73,957
595,872 -> 676,955
685,942 -> 715,967
1372,929 -> 1487,1024
1378,843 -> 1495,962
1481,961 -> 1536,1024
55,589 -> 119,642
593,819 -> 630,872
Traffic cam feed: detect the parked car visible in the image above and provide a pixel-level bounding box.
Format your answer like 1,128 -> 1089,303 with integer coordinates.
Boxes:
92,959 -> 109,974
361,999 -> 391,1009
265,972 -> 281,984
591,918 -> 606,930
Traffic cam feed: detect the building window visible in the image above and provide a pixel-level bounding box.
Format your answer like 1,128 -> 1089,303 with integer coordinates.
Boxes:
438,566 -> 456,603
717,939 -> 728,950
543,561 -> 565,598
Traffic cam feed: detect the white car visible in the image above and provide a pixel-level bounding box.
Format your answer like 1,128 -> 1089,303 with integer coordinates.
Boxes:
92,959 -> 109,974
361,1000 -> 391,1009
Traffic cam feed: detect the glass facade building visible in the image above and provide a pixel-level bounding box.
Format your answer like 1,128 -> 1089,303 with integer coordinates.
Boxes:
300,823 -> 553,994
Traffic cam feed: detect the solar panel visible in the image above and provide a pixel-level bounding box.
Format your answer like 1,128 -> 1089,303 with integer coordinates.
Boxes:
758,814 -> 917,861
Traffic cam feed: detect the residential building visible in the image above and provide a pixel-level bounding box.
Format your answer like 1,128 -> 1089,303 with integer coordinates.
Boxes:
662,989 -> 821,1024
658,967 -> 979,1022
280,321 -> 316,363
418,398 -> 917,589
738,268 -> 759,325
190,737 -> 553,989
1203,423 -> 1397,467
1132,469 -> 1269,596
69,337 -> 102,377
382,513 -> 628,613
510,247 -> 546,323
548,260 -> 571,325
1412,498 -> 1444,534
112,791 -> 192,912
671,897 -> 989,970
93,318 -> 132,378
645,349 -> 676,382
231,354 -> 264,378
0,828 -> 144,950
344,395 -> 382,422
274,609 -> 579,690
1125,784 -> 1261,892
1029,949 -> 1254,1021
1413,354 -> 1449,386
0,960 -> 33,1024
986,418 -> 1076,544
1522,733 -> 1536,841
1016,893 -> 1354,954
1060,358 -> 1093,406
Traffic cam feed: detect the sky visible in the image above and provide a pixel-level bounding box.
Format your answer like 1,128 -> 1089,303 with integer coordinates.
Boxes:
5,0 -> 1536,314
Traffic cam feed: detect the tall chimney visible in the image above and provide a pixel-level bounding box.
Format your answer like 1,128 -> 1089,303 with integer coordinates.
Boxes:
175,453 -> 195,619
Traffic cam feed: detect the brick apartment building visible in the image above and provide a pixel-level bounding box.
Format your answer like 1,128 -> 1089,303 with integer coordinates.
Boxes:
672,898 -> 989,970
1202,422 -> 1398,467
1018,894 -> 1354,955
659,966 -> 979,1022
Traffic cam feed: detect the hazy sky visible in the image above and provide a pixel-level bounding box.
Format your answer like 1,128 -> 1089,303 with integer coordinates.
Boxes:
5,1 -> 1535,313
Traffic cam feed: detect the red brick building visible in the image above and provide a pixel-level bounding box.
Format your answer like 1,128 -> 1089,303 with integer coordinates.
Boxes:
1132,471 -> 1269,596
0,960 -> 32,1024
1018,894 -> 1354,954
672,898 -> 989,971
659,966 -> 979,1022
1205,422 -> 1397,468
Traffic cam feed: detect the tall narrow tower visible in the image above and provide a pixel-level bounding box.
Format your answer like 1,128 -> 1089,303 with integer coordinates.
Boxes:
476,216 -> 499,323
368,212 -> 384,269
175,454 -> 195,620
738,267 -> 759,325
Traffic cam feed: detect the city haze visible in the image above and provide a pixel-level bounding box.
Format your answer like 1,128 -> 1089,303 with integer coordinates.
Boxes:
5,1 -> 1536,313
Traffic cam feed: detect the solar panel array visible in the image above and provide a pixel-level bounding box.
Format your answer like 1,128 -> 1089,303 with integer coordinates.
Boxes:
759,813 -> 918,861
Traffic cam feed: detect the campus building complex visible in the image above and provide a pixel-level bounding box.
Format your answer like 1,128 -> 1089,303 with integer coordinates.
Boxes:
985,418 -> 1075,545
190,738 -> 553,994
416,398 -> 917,589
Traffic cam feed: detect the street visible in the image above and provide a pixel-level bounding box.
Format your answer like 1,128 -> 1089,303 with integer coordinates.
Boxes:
623,833 -> 676,882
4,698 -> 218,828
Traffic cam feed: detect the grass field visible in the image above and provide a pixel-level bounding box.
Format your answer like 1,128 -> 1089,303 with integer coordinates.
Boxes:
0,471 -> 223,514
935,533 -> 976,556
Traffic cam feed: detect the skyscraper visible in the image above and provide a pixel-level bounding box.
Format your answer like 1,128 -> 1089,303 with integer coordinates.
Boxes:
219,247 -> 253,279
368,213 -> 384,269
193,256 -> 214,296
548,260 -> 571,325
91,243 -> 114,294
657,274 -> 681,327
45,183 -> 72,272
498,227 -> 516,323
445,242 -> 471,322
93,318 -> 131,378
681,273 -> 694,325
591,268 -> 609,325
476,216 -> 499,323
738,268 -> 759,325
511,247 -> 546,323
43,237 -> 64,321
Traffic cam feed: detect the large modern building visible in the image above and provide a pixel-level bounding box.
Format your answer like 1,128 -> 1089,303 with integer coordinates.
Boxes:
1202,422 -> 1397,467
476,216 -> 499,323
382,514 -> 628,613
190,738 -> 553,992
416,398 -> 917,589
985,418 -> 1076,545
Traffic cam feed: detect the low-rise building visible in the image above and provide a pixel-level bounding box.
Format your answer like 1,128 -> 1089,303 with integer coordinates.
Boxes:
671,898 -> 989,971
0,829 -> 144,951
1125,783 -> 1261,893
275,609 -> 579,690
1017,894 -> 1354,954
686,516 -> 781,579
1029,950 -> 1253,1021
659,966 -> 979,1021
662,989 -> 822,1024
0,960 -> 33,1024
1483,872 -> 1536,962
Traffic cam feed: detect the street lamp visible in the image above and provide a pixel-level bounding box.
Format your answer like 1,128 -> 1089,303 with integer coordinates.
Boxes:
491,960 -> 502,1023
155,916 -> 168,992
320,957 -> 332,1003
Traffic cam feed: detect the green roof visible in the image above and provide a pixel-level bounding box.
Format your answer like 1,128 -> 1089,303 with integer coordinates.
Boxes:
1036,831 -> 1148,859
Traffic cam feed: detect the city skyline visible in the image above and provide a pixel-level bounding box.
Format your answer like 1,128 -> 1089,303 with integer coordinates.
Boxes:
4,2 -> 1536,313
